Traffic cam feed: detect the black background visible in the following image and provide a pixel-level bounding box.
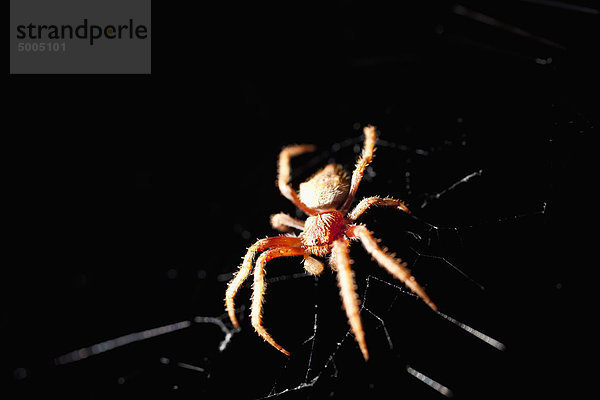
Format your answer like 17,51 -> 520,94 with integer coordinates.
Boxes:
6,1 -> 597,399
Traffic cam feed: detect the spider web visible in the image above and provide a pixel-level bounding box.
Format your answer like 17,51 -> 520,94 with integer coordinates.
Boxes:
10,118 -> 571,399
8,2 -> 595,399
211,131 -> 547,399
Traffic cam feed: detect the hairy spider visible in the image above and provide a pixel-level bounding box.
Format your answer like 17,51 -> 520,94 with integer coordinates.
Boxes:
225,126 -> 437,360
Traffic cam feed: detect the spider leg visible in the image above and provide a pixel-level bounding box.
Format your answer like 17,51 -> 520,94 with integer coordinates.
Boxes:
251,246 -> 306,356
270,212 -> 306,232
277,144 -> 318,216
331,239 -> 369,360
225,236 -> 302,328
340,125 -> 377,214
347,196 -> 411,221
347,225 -> 437,311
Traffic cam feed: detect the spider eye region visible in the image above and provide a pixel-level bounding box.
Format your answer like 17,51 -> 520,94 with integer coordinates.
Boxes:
299,164 -> 350,211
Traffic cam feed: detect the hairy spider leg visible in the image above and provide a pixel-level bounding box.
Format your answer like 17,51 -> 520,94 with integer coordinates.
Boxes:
251,246 -> 307,356
340,125 -> 377,215
225,236 -> 302,328
277,144 -> 318,216
270,212 -> 306,232
347,225 -> 437,311
347,196 -> 411,221
331,240 -> 369,360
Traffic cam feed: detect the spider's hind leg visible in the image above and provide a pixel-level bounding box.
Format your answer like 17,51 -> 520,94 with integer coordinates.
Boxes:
347,196 -> 411,221
277,144 -> 318,216
340,125 -> 377,214
270,212 -> 306,232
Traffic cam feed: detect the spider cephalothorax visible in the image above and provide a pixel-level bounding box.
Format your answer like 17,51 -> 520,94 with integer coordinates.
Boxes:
225,126 -> 436,360
301,211 -> 346,256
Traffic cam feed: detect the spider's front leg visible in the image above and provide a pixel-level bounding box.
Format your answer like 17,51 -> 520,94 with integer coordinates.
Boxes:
269,214 -> 324,275
331,239 -> 369,360
251,246 -> 306,356
347,225 -> 437,310
225,236 -> 301,328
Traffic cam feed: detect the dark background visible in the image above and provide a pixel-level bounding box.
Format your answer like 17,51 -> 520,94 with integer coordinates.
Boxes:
6,1 -> 597,399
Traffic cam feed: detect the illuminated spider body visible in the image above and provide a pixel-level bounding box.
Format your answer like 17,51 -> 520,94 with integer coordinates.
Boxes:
301,211 -> 346,256
225,126 -> 437,360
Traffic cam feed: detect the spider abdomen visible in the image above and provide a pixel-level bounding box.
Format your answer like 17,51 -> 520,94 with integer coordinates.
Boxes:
298,164 -> 350,211
301,210 -> 347,256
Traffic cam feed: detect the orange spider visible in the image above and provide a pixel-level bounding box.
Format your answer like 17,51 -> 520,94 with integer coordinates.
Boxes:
225,126 -> 437,360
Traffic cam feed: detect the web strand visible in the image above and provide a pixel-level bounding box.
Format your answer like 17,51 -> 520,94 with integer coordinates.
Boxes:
435,310 -> 506,351
38,127 -> 549,398
406,366 -> 454,397
419,169 -> 483,209
53,320 -> 192,365
53,308 -> 243,366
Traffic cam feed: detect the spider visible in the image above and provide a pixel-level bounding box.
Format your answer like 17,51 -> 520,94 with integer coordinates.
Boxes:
225,125 -> 437,360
